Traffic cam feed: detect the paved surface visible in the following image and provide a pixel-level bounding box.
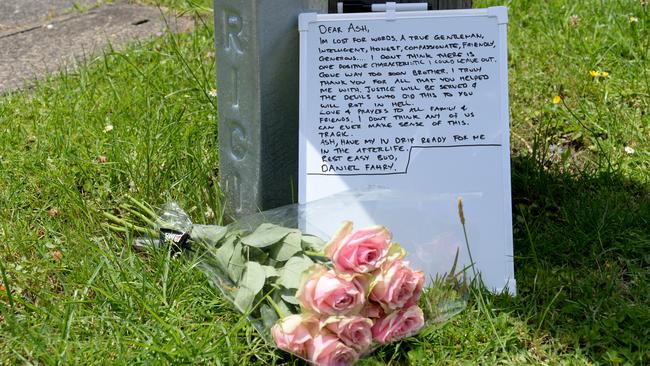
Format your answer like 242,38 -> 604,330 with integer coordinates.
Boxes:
0,1 -> 193,92
0,0 -> 103,29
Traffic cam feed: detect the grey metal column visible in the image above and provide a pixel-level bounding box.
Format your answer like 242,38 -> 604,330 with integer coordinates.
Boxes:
214,0 -> 328,218
435,0 -> 472,10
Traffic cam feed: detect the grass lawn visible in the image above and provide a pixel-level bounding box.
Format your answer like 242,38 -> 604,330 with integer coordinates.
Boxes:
0,0 -> 648,364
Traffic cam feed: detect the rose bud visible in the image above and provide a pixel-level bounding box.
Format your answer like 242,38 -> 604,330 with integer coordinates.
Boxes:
371,305 -> 425,344
324,222 -> 392,274
297,265 -> 366,316
370,260 -> 424,311
271,314 -> 318,358
321,316 -> 373,353
307,332 -> 359,366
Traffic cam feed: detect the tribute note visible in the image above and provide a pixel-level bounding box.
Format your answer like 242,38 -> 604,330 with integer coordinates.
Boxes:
304,13 -> 502,176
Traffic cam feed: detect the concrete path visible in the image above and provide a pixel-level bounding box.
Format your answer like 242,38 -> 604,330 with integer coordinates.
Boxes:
0,1 -> 193,92
0,1 -> 102,29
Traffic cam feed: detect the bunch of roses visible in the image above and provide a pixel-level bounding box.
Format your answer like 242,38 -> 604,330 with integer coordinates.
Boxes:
271,222 -> 426,366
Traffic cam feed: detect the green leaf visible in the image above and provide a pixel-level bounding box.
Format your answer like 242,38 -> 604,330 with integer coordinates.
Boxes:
234,261 -> 266,312
280,293 -> 300,305
262,265 -> 279,279
301,234 -> 326,250
278,256 -> 314,289
277,287 -> 300,306
267,259 -> 279,267
260,303 -> 280,331
228,241 -> 246,283
214,234 -> 236,274
272,292 -> 297,318
214,236 -> 246,284
241,223 -> 297,248
269,232 -> 302,262
190,225 -> 227,246
247,246 -> 270,264
276,298 -> 294,318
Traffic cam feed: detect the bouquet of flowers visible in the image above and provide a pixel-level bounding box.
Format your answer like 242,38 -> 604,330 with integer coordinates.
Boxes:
104,191 -> 468,366
271,222 -> 427,365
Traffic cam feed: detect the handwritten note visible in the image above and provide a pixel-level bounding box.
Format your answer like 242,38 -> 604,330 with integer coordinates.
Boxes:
309,14 -> 501,176
298,8 -> 515,293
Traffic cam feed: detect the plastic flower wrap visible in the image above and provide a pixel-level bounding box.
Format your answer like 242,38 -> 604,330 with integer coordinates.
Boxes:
104,189 -> 468,366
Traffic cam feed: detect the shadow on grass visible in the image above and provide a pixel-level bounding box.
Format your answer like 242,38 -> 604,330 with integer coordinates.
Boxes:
501,155 -> 649,364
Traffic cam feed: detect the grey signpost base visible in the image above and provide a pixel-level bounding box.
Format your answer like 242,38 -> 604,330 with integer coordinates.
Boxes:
214,0 -> 472,218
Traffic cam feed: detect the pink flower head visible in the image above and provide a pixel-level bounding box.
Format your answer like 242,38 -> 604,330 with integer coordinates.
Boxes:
307,332 -> 359,366
324,222 -> 392,274
370,259 -> 424,311
371,305 -> 425,344
271,314 -> 318,358
297,265 -> 366,316
321,315 -> 373,353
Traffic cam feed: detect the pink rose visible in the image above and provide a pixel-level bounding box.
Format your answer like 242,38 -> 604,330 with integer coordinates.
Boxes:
371,305 -> 425,344
370,260 -> 424,311
324,222 -> 391,274
271,314 -> 318,358
297,266 -> 366,316
321,316 -> 373,353
307,332 -> 359,366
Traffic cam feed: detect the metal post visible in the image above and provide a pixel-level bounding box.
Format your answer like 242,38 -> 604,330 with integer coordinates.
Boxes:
214,0 -> 328,218
435,0 -> 472,10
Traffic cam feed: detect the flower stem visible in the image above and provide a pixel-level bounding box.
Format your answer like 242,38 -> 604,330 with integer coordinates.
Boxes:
461,221 -> 478,279
303,250 -> 328,260
101,213 -> 157,237
125,195 -> 158,221
265,295 -> 286,318
119,203 -> 158,228
457,198 -> 477,279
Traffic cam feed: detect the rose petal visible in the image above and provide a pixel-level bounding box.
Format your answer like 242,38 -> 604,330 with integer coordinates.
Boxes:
324,221 -> 353,258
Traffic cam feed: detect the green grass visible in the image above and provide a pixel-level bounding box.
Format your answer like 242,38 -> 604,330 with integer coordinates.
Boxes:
136,0 -> 214,13
1,0 -> 648,364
